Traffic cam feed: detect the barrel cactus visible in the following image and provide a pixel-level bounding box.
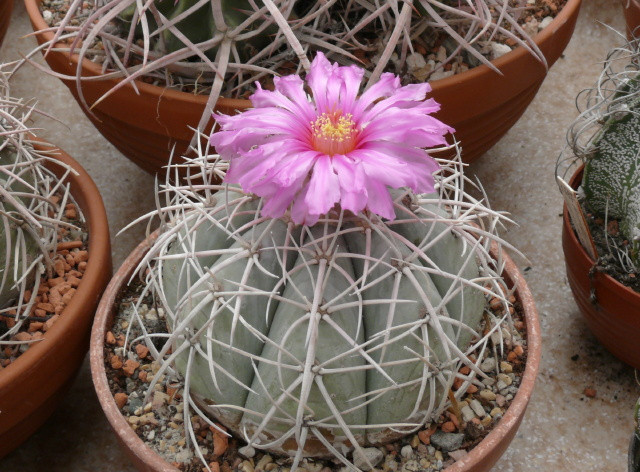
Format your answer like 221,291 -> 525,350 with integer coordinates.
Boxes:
44,0 -> 542,132
126,54 -> 516,469
0,71 -> 72,343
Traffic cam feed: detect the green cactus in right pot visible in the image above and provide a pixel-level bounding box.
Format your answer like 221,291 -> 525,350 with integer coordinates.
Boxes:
580,75 -> 640,262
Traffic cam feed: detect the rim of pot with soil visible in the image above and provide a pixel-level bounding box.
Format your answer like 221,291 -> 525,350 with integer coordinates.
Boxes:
24,0 -> 581,174
90,232 -> 541,472
562,166 -> 640,370
0,0 -> 13,48
0,137 -> 112,459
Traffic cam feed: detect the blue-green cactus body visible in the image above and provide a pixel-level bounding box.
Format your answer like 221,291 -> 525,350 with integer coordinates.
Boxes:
159,188 -> 486,457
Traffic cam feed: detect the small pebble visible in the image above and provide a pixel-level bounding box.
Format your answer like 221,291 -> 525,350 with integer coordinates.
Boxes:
238,445 -> 256,459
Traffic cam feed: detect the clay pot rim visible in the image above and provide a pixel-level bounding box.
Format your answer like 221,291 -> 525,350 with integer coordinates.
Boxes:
90,233 -> 540,472
562,165 -> 640,303
0,137 -> 111,390
25,0 -> 581,106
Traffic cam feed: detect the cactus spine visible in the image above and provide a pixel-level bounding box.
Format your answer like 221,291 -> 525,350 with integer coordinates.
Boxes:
0,73 -> 73,344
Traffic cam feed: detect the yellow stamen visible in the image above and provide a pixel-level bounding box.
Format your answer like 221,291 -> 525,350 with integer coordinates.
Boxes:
310,111 -> 359,156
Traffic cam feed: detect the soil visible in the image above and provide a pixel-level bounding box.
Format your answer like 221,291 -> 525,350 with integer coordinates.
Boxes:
0,199 -> 88,369
39,0 -> 568,98
582,202 -> 640,292
103,277 -> 529,472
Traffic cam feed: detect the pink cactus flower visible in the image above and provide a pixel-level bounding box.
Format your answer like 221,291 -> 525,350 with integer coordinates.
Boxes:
210,52 -> 454,225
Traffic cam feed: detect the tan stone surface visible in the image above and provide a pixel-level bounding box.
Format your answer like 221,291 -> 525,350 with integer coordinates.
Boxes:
0,0 -> 637,470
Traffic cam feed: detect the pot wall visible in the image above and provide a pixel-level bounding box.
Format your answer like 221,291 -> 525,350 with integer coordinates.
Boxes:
0,0 -> 13,48
25,0 -> 581,175
0,139 -> 112,458
562,168 -> 640,369
623,0 -> 640,38
90,236 -> 540,472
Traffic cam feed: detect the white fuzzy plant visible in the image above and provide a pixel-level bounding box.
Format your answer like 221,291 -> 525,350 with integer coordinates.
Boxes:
119,135 -> 519,471
33,0 -> 544,132
0,69 -> 77,347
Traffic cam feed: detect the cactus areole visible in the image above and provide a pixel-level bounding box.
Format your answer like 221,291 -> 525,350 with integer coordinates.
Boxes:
159,188 -> 486,458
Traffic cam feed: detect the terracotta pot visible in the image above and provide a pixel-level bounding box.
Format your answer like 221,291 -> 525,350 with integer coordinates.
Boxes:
0,138 -> 112,458
25,0 -> 581,175
623,0 -> 640,38
0,0 -> 13,48
90,235 -> 540,472
562,167 -> 640,369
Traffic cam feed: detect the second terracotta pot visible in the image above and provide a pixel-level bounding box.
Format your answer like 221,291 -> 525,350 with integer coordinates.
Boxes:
25,0 -> 581,175
0,139 -> 112,458
90,234 -> 540,472
623,0 -> 640,38
0,0 -> 13,48
562,167 -> 640,369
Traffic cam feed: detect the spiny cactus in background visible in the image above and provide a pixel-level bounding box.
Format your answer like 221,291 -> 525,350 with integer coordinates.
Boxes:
0,71 -> 73,343
125,147 -> 513,468
565,36 -> 640,267
45,0 -> 542,132
118,0 -> 277,61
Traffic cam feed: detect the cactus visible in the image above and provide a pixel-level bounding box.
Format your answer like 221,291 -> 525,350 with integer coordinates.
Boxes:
118,0 -> 277,61
0,72 -> 73,344
47,0 -> 542,132
563,36 -> 640,267
581,78 -> 640,261
128,147 -> 513,467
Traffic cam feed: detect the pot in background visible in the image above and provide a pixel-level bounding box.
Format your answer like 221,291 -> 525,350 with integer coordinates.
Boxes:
0,139 -> 112,458
0,0 -> 14,48
25,0 -> 581,175
562,167 -> 640,369
623,0 -> 640,38
90,234 -> 540,472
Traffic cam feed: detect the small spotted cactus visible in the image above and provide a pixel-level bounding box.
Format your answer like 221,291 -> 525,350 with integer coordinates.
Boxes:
582,78 -> 640,259
130,148 -> 513,468
565,37 -> 640,266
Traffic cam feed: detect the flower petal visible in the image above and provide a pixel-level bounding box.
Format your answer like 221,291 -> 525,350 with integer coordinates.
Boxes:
305,155 -> 340,216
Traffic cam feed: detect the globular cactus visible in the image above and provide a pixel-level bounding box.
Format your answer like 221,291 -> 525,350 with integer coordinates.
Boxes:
49,0 -> 542,132
132,151 -> 512,466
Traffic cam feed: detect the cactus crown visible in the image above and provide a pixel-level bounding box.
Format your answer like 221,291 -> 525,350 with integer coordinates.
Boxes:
120,135 -> 517,470
40,0 -> 543,132
561,33 -> 640,270
0,70 -> 76,346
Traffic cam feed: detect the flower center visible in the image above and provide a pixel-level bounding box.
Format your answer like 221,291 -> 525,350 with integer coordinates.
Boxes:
310,111 -> 359,156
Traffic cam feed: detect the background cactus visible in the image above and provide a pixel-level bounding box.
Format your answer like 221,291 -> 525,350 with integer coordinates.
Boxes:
562,34 -> 640,268
0,70 -> 73,344
126,141 -> 514,468
44,0 -> 542,132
